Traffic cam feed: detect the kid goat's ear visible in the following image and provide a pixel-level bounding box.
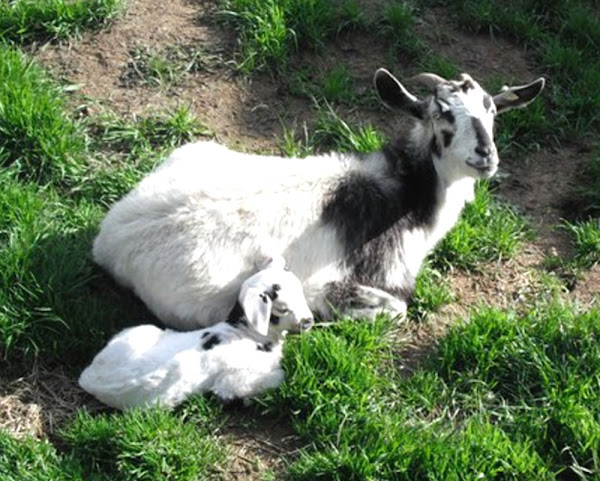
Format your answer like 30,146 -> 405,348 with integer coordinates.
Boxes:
240,286 -> 272,336
374,68 -> 428,119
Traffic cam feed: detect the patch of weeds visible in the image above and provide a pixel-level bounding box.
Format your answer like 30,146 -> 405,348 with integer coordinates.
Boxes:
289,65 -> 357,104
120,44 -> 210,88
435,303 -> 600,476
277,121 -> 314,158
409,262 -> 454,321
0,0 -> 123,45
381,0 -> 425,58
562,218 -> 600,269
0,170 -> 129,362
79,106 -> 211,206
321,66 -> 356,104
265,315 -> 554,480
0,431 -> 87,481
433,182 -> 533,270
312,103 -> 386,153
442,0 -> 600,142
581,146 -> 600,215
0,43 -> 87,186
60,402 -> 226,481
218,0 -> 364,73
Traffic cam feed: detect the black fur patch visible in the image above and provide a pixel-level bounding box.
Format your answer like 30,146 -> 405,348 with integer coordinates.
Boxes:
256,342 -> 273,352
202,334 -> 221,350
461,79 -> 474,92
442,130 -> 454,147
435,100 -> 455,124
226,302 -> 248,328
483,94 -> 492,111
324,281 -> 414,311
201,332 -> 211,339
269,315 -> 280,325
471,116 -> 493,154
320,137 -> 438,292
430,136 -> 441,158
270,284 -> 281,300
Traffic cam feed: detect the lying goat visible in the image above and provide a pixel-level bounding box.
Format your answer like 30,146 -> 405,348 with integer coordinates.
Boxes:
79,257 -> 313,410
93,69 -> 545,328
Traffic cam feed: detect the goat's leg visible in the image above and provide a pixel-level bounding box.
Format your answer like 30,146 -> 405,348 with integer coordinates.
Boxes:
323,282 -> 407,321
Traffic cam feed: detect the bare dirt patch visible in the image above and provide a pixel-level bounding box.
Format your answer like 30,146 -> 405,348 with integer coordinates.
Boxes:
7,0 -> 596,477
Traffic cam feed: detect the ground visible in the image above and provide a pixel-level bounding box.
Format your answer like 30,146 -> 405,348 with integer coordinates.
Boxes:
3,0 -> 599,479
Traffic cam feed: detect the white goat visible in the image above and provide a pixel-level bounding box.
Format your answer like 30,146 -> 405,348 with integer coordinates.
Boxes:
79,257 -> 313,410
93,69 -> 545,329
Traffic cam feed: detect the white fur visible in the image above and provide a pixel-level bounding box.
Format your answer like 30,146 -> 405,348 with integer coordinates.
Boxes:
79,258 -> 313,410
92,69 -> 544,328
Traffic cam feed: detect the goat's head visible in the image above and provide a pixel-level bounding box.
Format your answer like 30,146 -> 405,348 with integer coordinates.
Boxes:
374,69 -> 545,181
239,256 -> 314,337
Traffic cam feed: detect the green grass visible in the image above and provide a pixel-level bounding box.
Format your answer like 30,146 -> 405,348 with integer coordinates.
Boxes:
218,0 -> 365,73
434,182 -> 533,271
0,399 -> 226,481
120,44 -> 209,89
441,0 -> 600,142
0,43 -> 88,186
0,0 -> 123,45
562,219 -> 600,269
263,305 -> 600,479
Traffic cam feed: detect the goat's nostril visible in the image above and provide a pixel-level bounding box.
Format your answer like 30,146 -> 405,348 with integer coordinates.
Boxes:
301,318 -> 314,331
475,145 -> 492,157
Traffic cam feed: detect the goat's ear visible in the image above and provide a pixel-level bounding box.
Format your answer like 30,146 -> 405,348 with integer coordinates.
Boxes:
240,286 -> 272,336
493,77 -> 545,114
374,68 -> 427,119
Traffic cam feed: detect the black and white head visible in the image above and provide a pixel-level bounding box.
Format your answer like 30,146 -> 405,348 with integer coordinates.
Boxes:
239,256 -> 314,337
374,68 -> 545,181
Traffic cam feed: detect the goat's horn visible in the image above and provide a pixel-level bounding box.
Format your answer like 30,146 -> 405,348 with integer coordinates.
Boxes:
408,73 -> 448,91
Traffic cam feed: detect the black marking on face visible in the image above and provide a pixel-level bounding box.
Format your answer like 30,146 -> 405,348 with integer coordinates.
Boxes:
259,292 -> 269,303
201,331 -> 211,339
483,94 -> 492,111
269,315 -> 280,325
270,284 -> 280,300
256,341 -> 273,352
430,136 -> 441,158
470,116 -> 493,155
461,79 -> 475,92
226,302 -> 249,328
435,100 -> 455,124
442,130 -> 454,147
202,334 -> 221,350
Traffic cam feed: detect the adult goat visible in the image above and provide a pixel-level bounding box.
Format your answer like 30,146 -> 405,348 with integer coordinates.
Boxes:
93,69 -> 545,329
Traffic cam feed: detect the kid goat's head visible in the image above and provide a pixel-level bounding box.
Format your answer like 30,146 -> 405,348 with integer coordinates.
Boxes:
374,69 -> 545,181
239,256 -> 314,337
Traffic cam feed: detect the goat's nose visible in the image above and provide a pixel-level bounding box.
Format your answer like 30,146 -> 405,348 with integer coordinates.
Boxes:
300,318 -> 314,331
475,145 -> 493,157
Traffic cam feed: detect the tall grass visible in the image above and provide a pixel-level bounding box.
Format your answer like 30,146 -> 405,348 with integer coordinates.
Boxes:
264,309 -> 599,479
442,0 -> 600,141
434,182 -> 533,270
0,399 -> 226,481
0,0 -> 123,45
0,43 -> 87,186
218,0 -> 363,73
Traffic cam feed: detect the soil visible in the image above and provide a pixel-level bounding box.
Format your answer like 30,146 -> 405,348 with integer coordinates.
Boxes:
2,0 -> 599,479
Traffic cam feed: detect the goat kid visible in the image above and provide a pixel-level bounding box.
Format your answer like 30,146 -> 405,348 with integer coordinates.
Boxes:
93,69 -> 545,328
79,257 -> 313,410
